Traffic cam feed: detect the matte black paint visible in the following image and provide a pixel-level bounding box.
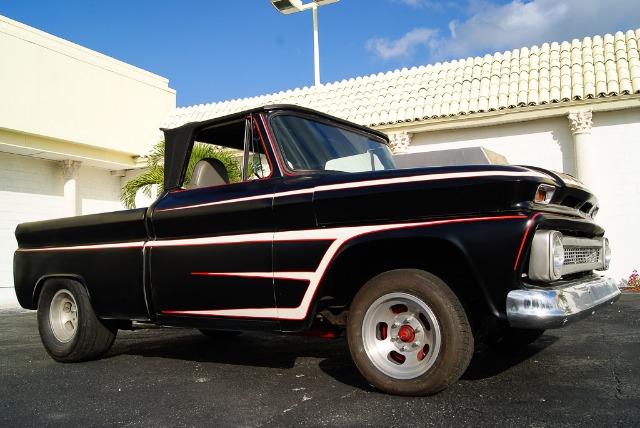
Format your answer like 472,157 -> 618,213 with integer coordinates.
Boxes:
152,180 -> 277,239
15,208 -> 148,248
312,167 -> 543,226
150,241 -> 274,312
273,241 -> 333,271
274,279 -> 310,308
13,247 -> 147,320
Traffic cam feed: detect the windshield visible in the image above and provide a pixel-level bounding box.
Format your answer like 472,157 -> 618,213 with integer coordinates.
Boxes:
270,114 -> 396,173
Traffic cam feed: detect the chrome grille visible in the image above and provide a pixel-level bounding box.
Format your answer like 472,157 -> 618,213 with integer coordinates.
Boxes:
564,247 -> 601,265
528,231 -> 609,282
560,236 -> 606,276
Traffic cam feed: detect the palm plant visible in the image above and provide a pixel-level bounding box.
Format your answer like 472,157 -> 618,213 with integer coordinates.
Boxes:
120,139 -> 242,209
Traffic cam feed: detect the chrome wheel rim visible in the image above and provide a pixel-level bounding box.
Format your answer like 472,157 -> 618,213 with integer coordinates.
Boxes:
362,292 -> 442,379
49,289 -> 78,343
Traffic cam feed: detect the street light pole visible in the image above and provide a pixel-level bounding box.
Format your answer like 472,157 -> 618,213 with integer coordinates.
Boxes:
270,0 -> 340,86
312,4 -> 320,86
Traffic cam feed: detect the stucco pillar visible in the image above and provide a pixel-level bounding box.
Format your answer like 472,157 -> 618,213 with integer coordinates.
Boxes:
388,132 -> 412,154
568,110 -> 596,190
60,160 -> 82,217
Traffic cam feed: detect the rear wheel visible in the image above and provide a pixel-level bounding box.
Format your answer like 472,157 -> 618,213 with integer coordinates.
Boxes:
37,279 -> 116,362
347,269 -> 473,396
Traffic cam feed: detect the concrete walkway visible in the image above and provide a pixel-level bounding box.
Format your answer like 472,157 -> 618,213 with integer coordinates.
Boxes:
0,287 -> 20,310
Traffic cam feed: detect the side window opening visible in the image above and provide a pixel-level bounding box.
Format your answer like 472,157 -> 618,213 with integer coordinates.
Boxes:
185,117 -> 271,189
245,124 -> 271,180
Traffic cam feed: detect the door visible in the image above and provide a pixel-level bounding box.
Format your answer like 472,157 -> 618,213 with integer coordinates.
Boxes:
149,116 -> 280,329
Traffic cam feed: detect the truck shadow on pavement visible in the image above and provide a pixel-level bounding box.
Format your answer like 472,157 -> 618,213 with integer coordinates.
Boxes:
461,334 -> 559,380
106,328 -> 558,389
107,329 -> 352,369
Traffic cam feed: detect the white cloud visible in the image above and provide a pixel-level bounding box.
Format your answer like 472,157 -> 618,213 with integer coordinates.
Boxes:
367,28 -> 440,61
448,20 -> 458,39
391,0 -> 443,9
395,0 -> 423,6
432,0 -> 640,60
372,0 -> 640,65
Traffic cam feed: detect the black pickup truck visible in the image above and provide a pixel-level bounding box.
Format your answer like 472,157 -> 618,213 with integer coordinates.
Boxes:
14,105 -> 620,396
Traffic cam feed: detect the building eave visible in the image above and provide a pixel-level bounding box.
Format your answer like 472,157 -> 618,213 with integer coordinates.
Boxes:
0,127 -> 140,170
374,94 -> 640,133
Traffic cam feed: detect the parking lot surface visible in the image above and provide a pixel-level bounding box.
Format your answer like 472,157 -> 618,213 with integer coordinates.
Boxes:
1,293 -> 638,427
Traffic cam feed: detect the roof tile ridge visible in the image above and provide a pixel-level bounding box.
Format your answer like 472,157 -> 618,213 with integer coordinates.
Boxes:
625,30 -> 640,93
612,31 -> 633,94
601,33 -> 620,96
581,36 -> 596,99
568,37 -> 585,100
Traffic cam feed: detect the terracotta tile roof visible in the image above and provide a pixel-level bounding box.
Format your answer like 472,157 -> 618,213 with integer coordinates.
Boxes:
162,28 -> 640,130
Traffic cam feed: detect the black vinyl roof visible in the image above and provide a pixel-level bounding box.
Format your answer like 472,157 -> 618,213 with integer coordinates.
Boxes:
161,105 -> 389,190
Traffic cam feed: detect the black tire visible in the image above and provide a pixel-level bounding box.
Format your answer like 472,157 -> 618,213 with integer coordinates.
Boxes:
198,329 -> 242,339
37,278 -> 117,362
484,327 -> 545,348
347,269 -> 474,396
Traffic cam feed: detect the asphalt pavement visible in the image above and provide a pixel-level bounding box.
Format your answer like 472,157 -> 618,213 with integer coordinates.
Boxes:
1,293 -> 638,427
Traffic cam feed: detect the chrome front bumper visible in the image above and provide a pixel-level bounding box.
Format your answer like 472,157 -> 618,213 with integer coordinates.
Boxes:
506,275 -> 620,329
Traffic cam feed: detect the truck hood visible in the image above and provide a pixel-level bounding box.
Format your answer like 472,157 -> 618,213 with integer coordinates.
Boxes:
309,164 -> 598,226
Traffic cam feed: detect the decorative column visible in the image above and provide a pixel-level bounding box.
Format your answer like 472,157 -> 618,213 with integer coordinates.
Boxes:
388,131 -> 412,154
568,110 -> 596,190
60,160 -> 81,217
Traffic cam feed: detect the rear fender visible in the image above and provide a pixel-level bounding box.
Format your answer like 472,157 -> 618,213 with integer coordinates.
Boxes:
32,274 -> 90,309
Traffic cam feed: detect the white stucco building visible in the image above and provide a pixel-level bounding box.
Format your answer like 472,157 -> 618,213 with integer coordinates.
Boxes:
0,15 -> 176,288
0,13 -> 637,293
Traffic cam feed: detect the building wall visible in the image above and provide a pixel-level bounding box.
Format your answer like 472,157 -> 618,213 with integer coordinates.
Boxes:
589,110 -> 640,284
0,152 -> 124,287
410,117 -> 576,175
408,109 -> 639,284
0,15 -> 176,294
0,15 -> 175,159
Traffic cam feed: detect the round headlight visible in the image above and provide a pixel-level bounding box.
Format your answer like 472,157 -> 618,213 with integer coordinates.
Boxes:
552,232 -> 565,279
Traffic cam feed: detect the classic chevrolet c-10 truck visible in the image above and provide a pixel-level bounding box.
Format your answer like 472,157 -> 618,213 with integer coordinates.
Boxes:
14,105 -> 620,396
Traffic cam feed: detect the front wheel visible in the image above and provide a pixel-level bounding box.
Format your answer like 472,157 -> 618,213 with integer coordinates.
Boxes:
347,269 -> 473,396
37,279 -> 117,362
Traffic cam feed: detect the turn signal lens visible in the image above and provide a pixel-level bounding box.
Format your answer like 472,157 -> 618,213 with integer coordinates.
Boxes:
534,184 -> 555,204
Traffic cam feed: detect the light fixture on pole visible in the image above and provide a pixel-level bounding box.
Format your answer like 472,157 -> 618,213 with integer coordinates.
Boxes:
270,0 -> 339,86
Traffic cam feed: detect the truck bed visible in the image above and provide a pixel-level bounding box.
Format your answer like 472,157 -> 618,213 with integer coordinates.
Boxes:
14,208 -> 150,320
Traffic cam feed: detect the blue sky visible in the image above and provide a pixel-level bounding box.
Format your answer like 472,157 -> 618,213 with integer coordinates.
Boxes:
2,0 -> 639,107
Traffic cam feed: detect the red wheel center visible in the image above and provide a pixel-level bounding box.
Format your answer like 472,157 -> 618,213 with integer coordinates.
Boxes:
398,325 -> 415,342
